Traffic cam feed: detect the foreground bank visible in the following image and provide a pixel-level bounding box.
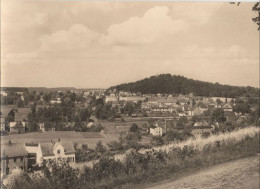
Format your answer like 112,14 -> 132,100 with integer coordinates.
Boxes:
2,126 -> 259,189
143,155 -> 260,189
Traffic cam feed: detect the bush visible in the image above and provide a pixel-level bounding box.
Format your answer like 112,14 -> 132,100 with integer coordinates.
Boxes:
4,127 -> 259,189
130,123 -> 139,132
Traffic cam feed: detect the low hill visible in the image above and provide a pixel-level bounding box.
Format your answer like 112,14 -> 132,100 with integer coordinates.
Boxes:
108,74 -> 259,97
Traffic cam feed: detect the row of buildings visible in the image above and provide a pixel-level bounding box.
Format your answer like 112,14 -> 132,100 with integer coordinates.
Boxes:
149,120 -> 215,138
1,140 -> 75,177
105,92 -> 234,117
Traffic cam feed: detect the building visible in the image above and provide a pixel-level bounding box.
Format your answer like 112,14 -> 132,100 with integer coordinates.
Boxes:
119,96 -> 145,103
50,98 -> 61,104
0,91 -> 8,97
1,142 -> 28,176
9,121 -> 26,134
191,123 -> 214,138
150,126 -> 163,136
1,117 -> 6,132
38,123 -> 45,132
222,103 -> 233,112
25,141 -> 75,167
105,95 -> 118,103
25,143 -> 41,166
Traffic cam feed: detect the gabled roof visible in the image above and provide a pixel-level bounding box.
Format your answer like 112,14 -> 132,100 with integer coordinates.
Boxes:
222,103 -> 233,109
59,142 -> 75,155
41,142 -> 75,157
194,121 -> 210,127
192,126 -> 213,130
1,143 -> 27,157
25,142 -> 39,147
41,143 -> 55,157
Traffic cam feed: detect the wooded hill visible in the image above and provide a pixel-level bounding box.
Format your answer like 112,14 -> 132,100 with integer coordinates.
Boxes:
109,74 -> 259,97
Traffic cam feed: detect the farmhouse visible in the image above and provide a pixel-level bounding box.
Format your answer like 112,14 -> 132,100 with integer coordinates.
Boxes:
1,141 -> 28,176
25,141 -> 76,166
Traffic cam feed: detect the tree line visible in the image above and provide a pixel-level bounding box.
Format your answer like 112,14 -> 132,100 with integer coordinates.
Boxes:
109,74 -> 259,97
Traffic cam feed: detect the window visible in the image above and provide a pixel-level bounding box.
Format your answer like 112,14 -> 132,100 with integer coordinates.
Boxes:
14,157 -> 17,162
21,157 -> 23,161
57,150 -> 60,154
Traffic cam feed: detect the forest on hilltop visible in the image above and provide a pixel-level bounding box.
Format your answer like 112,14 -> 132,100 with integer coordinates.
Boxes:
109,74 -> 259,97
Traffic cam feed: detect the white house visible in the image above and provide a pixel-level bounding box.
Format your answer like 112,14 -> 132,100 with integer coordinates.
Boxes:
25,141 -> 75,166
222,103 -> 233,112
50,98 -> 61,104
150,126 -> 163,136
0,91 -> 8,97
38,123 -> 45,132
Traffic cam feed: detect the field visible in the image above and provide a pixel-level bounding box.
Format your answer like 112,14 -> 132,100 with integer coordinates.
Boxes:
1,131 -> 112,149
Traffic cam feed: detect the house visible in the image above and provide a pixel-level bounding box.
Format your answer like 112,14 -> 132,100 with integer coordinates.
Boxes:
0,90 -> 8,97
150,126 -> 163,136
25,141 -> 76,167
222,103 -> 233,112
50,98 -> 61,104
1,141 -> 28,176
64,122 -> 75,128
1,117 -> 6,131
105,95 -> 118,103
191,122 -> 214,137
119,96 -> 145,103
87,116 -> 99,128
9,121 -> 26,134
25,143 -> 41,166
38,123 -> 45,132
149,121 -> 166,136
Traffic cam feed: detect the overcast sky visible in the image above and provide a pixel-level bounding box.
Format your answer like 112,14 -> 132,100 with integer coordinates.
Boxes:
1,1 -> 259,88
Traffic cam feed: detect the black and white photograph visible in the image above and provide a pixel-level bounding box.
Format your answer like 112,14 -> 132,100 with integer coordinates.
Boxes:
1,0 -> 260,188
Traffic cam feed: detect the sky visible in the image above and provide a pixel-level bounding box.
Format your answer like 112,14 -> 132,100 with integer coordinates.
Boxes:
1,1 -> 259,89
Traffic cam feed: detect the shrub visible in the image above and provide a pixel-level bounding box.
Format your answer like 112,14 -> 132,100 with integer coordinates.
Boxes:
130,123 -> 139,132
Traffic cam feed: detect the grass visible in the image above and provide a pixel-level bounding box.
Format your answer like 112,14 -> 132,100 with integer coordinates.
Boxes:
141,126 -> 260,153
1,131 -> 111,149
102,127 -> 260,189
3,126 -> 259,189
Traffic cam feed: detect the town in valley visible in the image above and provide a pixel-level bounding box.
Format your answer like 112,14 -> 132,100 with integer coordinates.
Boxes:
1,75 -> 259,178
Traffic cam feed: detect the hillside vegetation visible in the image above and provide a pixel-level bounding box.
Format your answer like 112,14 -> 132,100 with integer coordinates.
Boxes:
109,74 -> 259,97
4,126 -> 259,189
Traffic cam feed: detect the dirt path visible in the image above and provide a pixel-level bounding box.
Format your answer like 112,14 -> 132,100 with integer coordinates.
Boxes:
143,155 -> 260,189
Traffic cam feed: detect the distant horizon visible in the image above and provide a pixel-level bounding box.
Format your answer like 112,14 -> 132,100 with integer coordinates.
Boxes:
1,73 -> 259,89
